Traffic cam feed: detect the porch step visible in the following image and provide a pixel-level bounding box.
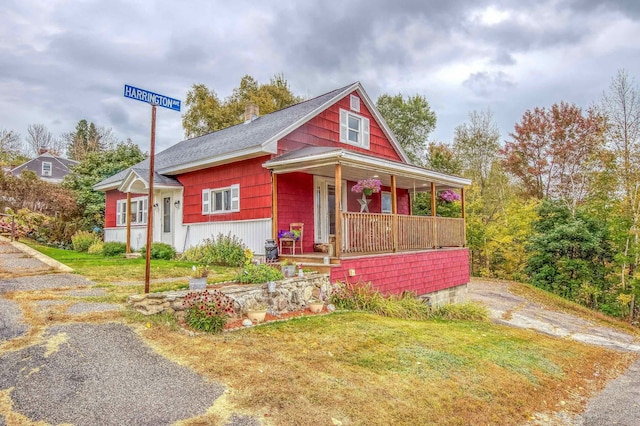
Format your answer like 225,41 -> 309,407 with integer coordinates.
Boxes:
277,254 -> 340,275
279,254 -> 340,265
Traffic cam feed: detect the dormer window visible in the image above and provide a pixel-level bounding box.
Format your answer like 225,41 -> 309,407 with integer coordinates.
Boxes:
42,161 -> 52,177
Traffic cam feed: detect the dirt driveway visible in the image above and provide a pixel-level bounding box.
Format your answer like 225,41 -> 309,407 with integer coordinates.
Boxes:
468,278 -> 640,426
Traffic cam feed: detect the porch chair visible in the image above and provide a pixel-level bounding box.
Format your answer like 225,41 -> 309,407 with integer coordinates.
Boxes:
279,223 -> 304,255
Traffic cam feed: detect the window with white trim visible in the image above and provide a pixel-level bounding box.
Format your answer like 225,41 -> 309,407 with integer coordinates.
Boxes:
42,161 -> 52,177
116,196 -> 148,226
202,184 -> 240,214
339,108 -> 370,148
350,94 -> 360,112
381,191 -> 392,214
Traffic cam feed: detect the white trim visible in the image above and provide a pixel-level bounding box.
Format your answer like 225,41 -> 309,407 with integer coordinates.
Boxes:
381,191 -> 392,214
339,108 -> 370,149
116,196 -> 148,226
350,94 -> 360,112
266,148 -> 471,188
202,184 -> 240,215
41,161 -> 52,177
158,146 -> 273,175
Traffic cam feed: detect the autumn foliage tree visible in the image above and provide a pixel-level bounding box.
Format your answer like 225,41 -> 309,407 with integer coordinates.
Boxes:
182,74 -> 303,138
501,102 -> 606,214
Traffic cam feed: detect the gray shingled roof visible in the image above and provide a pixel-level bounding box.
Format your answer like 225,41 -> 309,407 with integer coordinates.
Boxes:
95,83 -> 356,189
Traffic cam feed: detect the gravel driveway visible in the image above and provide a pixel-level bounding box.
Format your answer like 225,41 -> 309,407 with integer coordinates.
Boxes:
0,240 -> 259,425
0,323 -> 225,426
468,278 -> 640,426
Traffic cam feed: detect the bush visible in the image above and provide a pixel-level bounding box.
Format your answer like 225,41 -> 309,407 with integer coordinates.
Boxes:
180,232 -> 247,266
140,242 -> 176,260
182,289 -> 235,333
72,231 -> 98,252
102,241 -> 126,256
236,263 -> 284,284
87,241 -> 104,254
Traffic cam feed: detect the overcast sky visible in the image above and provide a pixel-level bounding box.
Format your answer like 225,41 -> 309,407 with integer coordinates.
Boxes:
2,0 -> 640,155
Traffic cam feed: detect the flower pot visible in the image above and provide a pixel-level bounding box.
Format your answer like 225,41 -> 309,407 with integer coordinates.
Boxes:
247,310 -> 267,323
189,277 -> 207,290
309,302 -> 324,313
363,188 -> 373,196
282,265 -> 296,278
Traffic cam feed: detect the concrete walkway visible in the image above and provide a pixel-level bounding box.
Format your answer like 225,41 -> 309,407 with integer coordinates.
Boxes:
468,278 -> 640,426
0,240 -> 259,426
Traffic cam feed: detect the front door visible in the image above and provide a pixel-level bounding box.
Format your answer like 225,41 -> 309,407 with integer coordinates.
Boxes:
161,195 -> 173,245
314,177 -> 347,244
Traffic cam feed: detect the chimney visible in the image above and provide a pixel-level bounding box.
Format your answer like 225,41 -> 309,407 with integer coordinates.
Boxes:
244,103 -> 259,123
38,147 -> 49,155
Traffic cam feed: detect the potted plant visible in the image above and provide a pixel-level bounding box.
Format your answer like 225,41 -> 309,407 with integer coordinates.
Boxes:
280,259 -> 296,278
189,265 -> 209,290
246,301 -> 268,323
308,299 -> 324,313
351,177 -> 382,196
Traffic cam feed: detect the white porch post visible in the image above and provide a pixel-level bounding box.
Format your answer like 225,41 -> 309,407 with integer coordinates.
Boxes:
391,175 -> 398,252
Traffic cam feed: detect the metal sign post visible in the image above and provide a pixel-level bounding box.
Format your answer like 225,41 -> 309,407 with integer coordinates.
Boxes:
124,84 -> 180,293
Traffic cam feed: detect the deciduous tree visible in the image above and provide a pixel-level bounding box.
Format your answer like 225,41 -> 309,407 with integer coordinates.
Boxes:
501,102 -> 606,213
376,93 -> 437,164
182,74 -> 303,138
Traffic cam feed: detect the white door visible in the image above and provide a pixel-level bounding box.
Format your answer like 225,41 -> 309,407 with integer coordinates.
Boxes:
313,177 -> 347,243
161,194 -> 173,245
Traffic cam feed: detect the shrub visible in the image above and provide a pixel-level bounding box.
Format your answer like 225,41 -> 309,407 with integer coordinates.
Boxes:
180,232 -> 247,266
182,289 -> 235,333
140,242 -> 176,260
236,263 -> 284,284
102,241 -> 127,256
72,231 -> 98,252
87,241 -> 104,254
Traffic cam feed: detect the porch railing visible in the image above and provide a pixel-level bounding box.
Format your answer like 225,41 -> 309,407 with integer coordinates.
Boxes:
342,212 -> 465,254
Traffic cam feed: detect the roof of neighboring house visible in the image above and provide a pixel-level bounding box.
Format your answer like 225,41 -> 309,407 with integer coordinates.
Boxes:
94,82 -> 410,191
11,152 -> 78,182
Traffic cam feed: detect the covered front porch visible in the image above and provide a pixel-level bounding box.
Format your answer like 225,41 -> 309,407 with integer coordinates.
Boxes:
264,147 -> 471,259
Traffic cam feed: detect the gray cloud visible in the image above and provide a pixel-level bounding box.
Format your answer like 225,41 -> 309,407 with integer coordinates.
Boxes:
0,0 -> 639,155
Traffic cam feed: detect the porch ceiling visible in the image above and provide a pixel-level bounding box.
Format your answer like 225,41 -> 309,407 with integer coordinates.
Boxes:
264,147 -> 471,191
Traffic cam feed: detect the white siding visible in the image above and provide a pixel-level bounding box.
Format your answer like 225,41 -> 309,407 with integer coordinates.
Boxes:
181,219 -> 272,255
104,227 -> 148,250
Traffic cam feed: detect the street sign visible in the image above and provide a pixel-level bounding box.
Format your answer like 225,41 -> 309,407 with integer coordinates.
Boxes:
123,84 -> 181,112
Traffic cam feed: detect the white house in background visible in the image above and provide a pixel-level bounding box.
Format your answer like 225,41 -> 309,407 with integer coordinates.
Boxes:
11,149 -> 78,184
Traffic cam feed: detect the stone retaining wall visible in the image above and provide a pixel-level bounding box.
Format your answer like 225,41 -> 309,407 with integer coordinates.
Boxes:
129,273 -> 331,316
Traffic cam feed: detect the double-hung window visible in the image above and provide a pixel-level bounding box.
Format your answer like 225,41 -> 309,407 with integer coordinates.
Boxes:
202,184 -> 240,214
116,196 -> 148,226
42,161 -> 52,177
339,108 -> 370,148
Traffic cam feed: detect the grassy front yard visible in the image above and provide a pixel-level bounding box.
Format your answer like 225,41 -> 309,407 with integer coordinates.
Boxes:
17,240 -> 639,425
23,240 -> 238,284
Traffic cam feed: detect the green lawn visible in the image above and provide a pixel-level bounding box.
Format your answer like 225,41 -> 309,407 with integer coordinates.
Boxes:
22,240 -> 238,284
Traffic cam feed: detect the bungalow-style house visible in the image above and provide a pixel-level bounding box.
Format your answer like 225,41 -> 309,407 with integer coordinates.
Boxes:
94,82 -> 471,303
11,149 -> 78,184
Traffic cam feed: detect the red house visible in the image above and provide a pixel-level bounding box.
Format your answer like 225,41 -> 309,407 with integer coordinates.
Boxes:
94,82 -> 471,303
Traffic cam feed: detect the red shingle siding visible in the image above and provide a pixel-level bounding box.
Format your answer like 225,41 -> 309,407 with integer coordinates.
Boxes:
278,91 -> 403,162
277,173 -> 315,253
179,156 -> 272,223
330,249 -> 470,295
